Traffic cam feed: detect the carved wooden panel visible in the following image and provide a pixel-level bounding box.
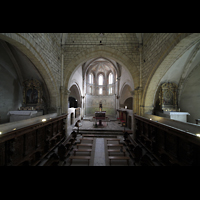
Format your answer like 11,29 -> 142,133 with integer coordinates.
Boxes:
24,131 -> 36,156
36,127 -> 46,149
0,142 -> 5,166
53,122 -> 58,135
134,114 -> 200,166
165,132 -> 178,157
0,114 -> 67,166
10,136 -> 24,165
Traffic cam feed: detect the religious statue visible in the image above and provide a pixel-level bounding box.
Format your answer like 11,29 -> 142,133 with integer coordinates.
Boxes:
99,101 -> 102,112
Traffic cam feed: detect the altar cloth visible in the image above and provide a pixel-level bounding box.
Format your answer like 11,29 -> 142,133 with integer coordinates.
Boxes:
7,111 -> 38,116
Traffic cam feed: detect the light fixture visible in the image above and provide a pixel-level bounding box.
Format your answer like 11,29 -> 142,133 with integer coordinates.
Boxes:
42,119 -> 46,122
13,128 -> 16,130
125,106 -> 127,109
0,132 -> 2,135
150,118 -> 152,120
196,134 -> 200,137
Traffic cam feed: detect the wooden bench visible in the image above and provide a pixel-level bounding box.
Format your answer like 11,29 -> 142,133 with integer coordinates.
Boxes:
77,143 -> 93,149
80,138 -> 94,141
107,144 -> 123,149
107,149 -> 126,156
106,138 -> 121,144
108,156 -> 130,166
69,156 -> 91,166
73,149 -> 92,156
82,134 -> 95,137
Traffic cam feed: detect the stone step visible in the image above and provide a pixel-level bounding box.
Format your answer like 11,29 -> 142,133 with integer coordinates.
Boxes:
79,128 -> 123,132
79,130 -> 124,136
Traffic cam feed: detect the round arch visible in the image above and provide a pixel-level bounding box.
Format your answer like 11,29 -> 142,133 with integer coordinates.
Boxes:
0,33 -> 59,112
64,45 -> 139,90
68,82 -> 82,106
142,33 -> 200,114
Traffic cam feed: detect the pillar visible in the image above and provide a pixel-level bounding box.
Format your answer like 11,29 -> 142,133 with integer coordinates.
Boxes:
81,96 -> 84,119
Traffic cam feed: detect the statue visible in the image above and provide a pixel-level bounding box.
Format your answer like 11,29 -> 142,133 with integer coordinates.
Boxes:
99,101 -> 102,112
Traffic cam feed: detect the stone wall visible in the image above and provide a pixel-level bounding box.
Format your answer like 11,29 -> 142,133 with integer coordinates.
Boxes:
85,94 -> 116,116
0,33 -> 62,112
0,42 -> 23,123
142,33 -> 200,114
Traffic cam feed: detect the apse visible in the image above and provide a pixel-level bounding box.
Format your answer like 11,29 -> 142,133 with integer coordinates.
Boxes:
85,58 -> 117,117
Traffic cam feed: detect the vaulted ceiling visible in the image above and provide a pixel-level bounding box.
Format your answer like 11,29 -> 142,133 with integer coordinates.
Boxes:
61,33 -> 143,45
88,58 -> 115,74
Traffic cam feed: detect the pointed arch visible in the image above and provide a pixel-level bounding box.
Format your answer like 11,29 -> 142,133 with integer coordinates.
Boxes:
142,33 -> 200,114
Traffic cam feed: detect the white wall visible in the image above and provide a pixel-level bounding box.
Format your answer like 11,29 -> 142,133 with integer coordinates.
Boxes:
67,108 -> 81,137
179,64 -> 200,123
119,65 -> 134,107
68,65 -> 83,97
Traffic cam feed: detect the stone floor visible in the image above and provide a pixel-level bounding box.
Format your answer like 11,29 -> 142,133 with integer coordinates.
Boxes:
63,118 -> 134,166
75,116 -> 129,132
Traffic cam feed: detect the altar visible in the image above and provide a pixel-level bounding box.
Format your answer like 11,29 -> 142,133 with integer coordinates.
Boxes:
92,111 -> 109,127
7,110 -> 43,122
169,112 -> 190,122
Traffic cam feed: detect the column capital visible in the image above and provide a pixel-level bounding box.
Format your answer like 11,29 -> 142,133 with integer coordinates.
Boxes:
65,89 -> 71,95
60,86 -> 71,95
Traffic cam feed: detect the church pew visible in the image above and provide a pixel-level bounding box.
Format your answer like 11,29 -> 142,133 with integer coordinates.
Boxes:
41,152 -> 60,166
82,134 -> 95,137
0,114 -> 67,166
73,149 -> 92,156
77,143 -> 93,149
106,138 -> 121,144
108,156 -> 130,166
107,144 -> 123,149
57,131 -> 77,161
69,156 -> 91,166
79,138 -> 94,141
107,149 -> 126,156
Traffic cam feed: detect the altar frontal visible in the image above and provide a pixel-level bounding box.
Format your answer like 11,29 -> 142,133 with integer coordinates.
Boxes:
91,102 -> 109,127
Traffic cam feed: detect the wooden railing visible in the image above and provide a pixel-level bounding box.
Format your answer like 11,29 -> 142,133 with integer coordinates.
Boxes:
134,114 -> 200,166
0,114 -> 67,166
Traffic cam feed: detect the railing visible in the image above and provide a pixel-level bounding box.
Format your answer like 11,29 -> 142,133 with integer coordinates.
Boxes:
0,114 -> 67,166
134,114 -> 200,166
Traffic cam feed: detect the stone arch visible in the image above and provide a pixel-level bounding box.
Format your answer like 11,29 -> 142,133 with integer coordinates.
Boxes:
119,83 -> 133,107
64,45 -> 139,90
142,33 -> 200,114
0,33 -> 59,112
69,82 -> 82,107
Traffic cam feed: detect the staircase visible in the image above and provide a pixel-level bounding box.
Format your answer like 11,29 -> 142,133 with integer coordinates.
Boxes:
78,128 -> 124,137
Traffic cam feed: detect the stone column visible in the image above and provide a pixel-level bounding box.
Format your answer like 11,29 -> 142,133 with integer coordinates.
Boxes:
138,88 -> 143,116
132,89 -> 139,114
61,87 -> 71,114
81,95 -> 85,119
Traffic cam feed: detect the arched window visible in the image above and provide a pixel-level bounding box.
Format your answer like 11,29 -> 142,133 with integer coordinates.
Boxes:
89,86 -> 92,94
99,87 -> 102,95
89,73 -> 93,84
99,74 -> 103,85
109,87 -> 112,94
109,73 -> 113,84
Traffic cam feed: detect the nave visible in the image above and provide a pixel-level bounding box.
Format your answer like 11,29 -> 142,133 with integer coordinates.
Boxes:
38,119 -> 162,166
